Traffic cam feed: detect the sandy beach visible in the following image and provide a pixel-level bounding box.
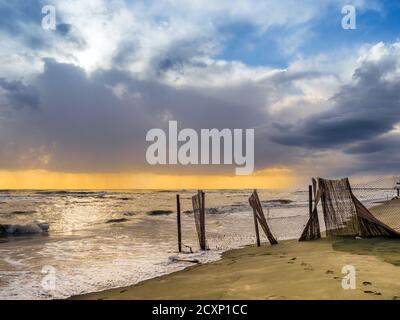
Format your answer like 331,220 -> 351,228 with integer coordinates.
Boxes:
71,238 -> 400,300
4,0 -> 400,306
71,199 -> 400,300
369,198 -> 400,231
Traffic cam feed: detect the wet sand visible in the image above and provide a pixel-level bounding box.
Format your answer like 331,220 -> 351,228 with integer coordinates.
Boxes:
71,238 -> 400,300
71,200 -> 400,300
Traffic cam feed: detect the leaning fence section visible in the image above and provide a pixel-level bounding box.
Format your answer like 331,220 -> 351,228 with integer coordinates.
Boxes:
249,190 -> 278,245
300,176 -> 400,241
192,190 -> 206,250
172,177 -> 400,253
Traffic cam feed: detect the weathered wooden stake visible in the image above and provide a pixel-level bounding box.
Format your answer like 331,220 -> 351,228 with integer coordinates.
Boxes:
253,207 -> 261,247
309,185 -> 313,217
176,194 -> 182,253
200,190 -> 206,250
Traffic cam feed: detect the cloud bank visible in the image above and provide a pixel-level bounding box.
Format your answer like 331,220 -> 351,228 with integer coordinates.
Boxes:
0,0 -> 398,179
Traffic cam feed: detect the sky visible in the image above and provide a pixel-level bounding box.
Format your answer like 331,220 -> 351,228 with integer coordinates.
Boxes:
0,0 -> 400,189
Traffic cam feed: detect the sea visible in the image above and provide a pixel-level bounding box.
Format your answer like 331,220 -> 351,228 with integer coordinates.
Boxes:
0,186 -> 396,299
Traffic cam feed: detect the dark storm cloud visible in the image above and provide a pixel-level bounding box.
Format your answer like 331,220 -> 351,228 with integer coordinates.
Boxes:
154,40 -> 214,76
1,0 -> 399,177
1,52 -> 399,177
344,135 -> 400,154
272,54 -> 400,149
112,34 -> 214,79
341,133 -> 400,175
0,59 -> 275,173
3,53 -> 399,176
56,23 -> 72,36
265,50 -> 400,176
0,78 -> 40,109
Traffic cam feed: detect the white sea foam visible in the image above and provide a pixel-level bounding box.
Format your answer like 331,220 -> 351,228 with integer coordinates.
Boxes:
0,222 -> 49,236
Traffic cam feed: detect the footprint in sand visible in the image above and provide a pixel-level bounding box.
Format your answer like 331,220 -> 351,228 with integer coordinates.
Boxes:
299,261 -> 313,270
393,296 -> 400,300
120,289 -> 127,293
287,257 -> 297,264
364,290 -> 381,295
362,281 -> 372,286
325,270 -> 334,274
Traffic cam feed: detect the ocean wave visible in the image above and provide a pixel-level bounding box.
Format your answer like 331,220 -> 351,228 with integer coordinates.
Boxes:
184,206 -> 244,215
35,191 -> 69,195
35,191 -> 106,198
0,222 -> 49,236
10,210 -> 37,215
147,210 -> 174,216
179,200 -> 302,216
269,199 -> 293,204
260,199 -> 308,209
183,207 -> 234,215
105,218 -> 129,224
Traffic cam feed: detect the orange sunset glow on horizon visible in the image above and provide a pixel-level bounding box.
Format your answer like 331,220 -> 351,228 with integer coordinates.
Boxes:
0,167 -> 297,190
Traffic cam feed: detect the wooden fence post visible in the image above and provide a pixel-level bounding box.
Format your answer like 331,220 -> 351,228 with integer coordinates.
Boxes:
200,190 -> 206,250
176,194 -> 182,253
253,207 -> 261,247
309,185 -> 313,217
